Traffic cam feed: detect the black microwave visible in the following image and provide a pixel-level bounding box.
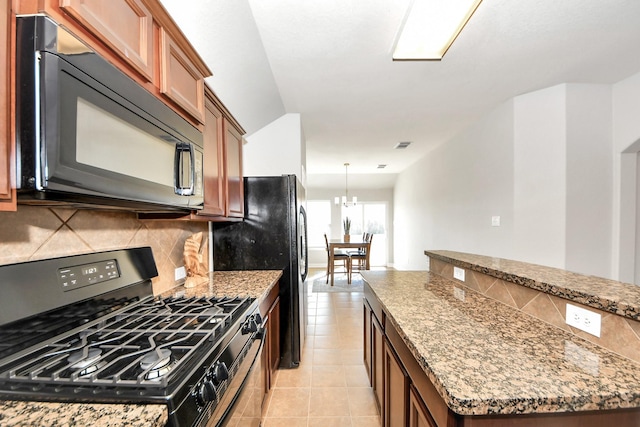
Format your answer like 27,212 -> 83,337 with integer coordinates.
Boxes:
15,15 -> 204,212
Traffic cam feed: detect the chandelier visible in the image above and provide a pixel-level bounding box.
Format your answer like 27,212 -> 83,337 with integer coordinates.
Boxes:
335,163 -> 357,207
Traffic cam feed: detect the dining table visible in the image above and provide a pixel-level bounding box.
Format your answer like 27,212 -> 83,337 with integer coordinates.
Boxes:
328,238 -> 369,286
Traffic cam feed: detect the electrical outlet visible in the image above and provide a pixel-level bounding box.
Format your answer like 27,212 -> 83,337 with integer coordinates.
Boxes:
565,303 -> 601,337
491,216 -> 501,227
453,266 -> 465,282
174,266 -> 186,281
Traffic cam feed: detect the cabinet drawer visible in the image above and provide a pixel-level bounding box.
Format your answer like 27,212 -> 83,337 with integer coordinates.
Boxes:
159,28 -> 205,124
60,0 -> 154,81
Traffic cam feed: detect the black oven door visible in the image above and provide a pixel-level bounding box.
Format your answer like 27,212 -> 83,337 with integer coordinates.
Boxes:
203,328 -> 265,427
16,15 -> 203,211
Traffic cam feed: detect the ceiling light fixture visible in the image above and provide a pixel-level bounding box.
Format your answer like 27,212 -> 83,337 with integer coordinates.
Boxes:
392,0 -> 483,60
335,163 -> 357,207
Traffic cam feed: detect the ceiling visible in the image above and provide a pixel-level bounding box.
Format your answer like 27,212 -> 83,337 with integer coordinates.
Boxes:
159,0 -> 640,189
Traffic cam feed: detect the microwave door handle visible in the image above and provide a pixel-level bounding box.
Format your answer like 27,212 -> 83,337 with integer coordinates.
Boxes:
174,143 -> 195,196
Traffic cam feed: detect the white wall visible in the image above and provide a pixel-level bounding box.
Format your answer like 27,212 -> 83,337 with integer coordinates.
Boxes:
243,113 -> 307,181
395,82 -> 617,278
513,85 -> 566,268
394,101 -> 515,270
612,72 -> 640,283
564,84 -> 612,277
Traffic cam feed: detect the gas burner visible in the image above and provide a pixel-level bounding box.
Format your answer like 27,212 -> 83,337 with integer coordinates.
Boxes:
202,307 -> 223,316
140,348 -> 173,380
67,348 -> 104,376
78,329 -> 97,339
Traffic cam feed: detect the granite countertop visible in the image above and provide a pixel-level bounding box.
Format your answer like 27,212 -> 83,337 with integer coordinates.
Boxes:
426,250 -> 640,320
0,270 -> 282,427
361,270 -> 640,416
163,270 -> 283,301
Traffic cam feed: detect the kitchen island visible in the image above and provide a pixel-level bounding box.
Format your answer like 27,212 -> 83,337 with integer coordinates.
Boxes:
362,254 -> 640,426
0,270 -> 282,427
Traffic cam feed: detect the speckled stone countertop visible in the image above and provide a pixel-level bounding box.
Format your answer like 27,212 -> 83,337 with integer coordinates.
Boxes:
426,250 -> 640,320
0,401 -> 168,427
361,270 -> 640,416
162,270 -> 283,300
0,270 -> 282,427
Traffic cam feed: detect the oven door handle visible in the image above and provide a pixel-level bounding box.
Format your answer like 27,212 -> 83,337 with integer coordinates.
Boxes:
174,142 -> 195,196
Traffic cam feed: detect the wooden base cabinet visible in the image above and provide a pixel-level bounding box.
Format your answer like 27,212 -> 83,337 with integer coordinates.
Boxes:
364,292 -> 385,414
363,301 -> 372,383
372,312 -> 384,414
259,282 -> 280,407
364,282 -> 640,427
384,338 -> 409,427
410,385 -> 438,427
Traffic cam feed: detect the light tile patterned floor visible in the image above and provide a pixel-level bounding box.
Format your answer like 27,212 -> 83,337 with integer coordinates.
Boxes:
262,276 -> 381,427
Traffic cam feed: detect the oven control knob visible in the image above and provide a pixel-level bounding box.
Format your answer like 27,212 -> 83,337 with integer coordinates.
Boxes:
196,380 -> 216,405
242,315 -> 258,334
211,361 -> 229,384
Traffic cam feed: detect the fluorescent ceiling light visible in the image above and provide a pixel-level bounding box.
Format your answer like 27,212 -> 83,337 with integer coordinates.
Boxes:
393,0 -> 483,60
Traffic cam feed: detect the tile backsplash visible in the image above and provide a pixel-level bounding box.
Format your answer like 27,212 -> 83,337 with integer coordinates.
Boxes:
429,257 -> 640,364
0,205 -> 208,294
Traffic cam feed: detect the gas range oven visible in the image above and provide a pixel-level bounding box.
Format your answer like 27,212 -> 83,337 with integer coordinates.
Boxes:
0,247 -> 264,427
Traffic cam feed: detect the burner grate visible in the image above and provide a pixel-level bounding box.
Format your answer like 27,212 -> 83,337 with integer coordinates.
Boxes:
0,296 -> 253,389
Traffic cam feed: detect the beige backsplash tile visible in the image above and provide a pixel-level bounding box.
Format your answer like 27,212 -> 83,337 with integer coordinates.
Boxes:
0,205 -> 208,295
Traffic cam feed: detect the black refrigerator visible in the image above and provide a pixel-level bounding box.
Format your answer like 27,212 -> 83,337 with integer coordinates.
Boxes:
212,175 -> 308,368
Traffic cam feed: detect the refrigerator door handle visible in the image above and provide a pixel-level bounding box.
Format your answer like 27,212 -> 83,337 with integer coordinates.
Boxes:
299,205 -> 308,282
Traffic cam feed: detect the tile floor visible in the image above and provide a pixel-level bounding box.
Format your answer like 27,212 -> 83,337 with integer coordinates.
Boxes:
261,273 -> 381,427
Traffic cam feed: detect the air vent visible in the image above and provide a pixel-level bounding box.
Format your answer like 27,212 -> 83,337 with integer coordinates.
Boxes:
377,164 -> 387,169
394,141 -> 411,149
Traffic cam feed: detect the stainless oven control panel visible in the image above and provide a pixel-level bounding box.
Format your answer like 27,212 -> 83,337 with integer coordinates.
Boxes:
58,259 -> 120,291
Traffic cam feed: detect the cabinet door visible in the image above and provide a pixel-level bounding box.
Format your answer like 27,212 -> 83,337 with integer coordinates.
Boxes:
159,28 -> 205,124
385,339 -> 409,427
199,94 -> 225,216
60,0 -> 154,81
268,297 -> 281,375
223,119 -> 244,218
0,0 -> 14,211
409,385 -> 437,427
372,314 -> 384,413
363,301 -> 372,384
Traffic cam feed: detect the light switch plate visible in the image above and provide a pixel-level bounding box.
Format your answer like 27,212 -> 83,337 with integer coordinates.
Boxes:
566,303 -> 601,337
453,266 -> 465,282
491,216 -> 501,226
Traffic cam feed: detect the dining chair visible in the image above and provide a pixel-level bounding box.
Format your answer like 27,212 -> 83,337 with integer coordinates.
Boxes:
324,233 -> 350,284
348,234 -> 373,282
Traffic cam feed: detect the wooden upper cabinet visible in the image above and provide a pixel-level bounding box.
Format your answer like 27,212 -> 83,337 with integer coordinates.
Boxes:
0,0 -> 15,211
199,92 -> 225,217
60,0 -> 154,81
159,28 -> 206,124
196,86 -> 246,220
224,119 -> 244,218
15,0 -> 211,127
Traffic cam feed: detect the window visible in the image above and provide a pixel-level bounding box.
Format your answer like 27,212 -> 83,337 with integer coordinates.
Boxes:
307,200 -> 331,248
342,202 -> 387,266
